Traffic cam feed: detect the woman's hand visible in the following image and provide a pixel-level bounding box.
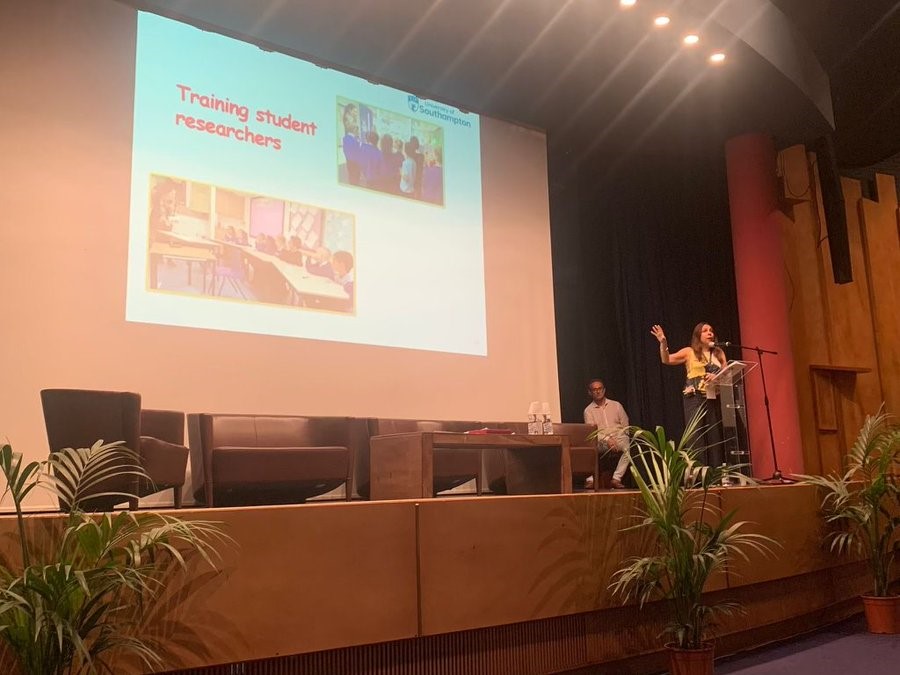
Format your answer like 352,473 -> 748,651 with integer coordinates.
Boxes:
651,325 -> 666,343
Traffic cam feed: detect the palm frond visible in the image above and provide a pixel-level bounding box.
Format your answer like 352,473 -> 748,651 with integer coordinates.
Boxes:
797,405 -> 900,597
44,441 -> 144,511
611,410 -> 777,649
0,440 -> 230,675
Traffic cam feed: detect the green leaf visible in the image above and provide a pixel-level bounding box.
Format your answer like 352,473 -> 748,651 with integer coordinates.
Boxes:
0,440 -> 232,674
612,409 -> 777,647
797,405 -> 900,597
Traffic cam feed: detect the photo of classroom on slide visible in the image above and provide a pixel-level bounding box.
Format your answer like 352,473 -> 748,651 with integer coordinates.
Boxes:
147,175 -> 356,315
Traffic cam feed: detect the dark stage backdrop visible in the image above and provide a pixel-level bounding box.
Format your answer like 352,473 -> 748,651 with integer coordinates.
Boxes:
550,143 -> 741,437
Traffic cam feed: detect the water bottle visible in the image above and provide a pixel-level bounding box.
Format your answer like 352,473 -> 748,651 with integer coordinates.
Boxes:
541,402 -> 553,435
527,401 -> 541,435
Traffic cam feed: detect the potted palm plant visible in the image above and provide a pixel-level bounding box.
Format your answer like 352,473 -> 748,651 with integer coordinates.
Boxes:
610,412 -> 776,675
798,407 -> 900,634
0,440 -> 229,674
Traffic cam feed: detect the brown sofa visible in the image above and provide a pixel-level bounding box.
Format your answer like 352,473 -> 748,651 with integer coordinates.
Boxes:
188,414 -> 366,507
186,413 -> 611,506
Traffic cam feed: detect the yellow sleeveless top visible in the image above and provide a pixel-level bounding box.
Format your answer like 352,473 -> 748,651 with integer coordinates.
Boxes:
685,350 -> 722,394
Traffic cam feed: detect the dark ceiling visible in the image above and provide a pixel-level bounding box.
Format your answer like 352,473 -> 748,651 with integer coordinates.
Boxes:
136,0 -> 899,167
771,0 -> 900,167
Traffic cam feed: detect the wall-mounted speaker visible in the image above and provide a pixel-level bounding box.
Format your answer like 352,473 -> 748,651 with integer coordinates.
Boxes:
812,136 -> 853,284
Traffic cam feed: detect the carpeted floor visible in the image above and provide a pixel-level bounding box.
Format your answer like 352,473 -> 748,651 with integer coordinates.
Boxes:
716,615 -> 899,674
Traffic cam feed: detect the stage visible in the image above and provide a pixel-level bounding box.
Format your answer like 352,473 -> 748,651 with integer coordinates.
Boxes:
1,484 -> 876,674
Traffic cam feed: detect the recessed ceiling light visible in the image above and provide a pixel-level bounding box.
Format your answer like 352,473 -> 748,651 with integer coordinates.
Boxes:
709,52 -> 726,64
653,16 -> 671,27
619,0 -> 637,7
683,34 -> 700,46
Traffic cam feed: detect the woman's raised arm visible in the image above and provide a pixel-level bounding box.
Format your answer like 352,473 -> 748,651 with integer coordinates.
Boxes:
651,324 -> 690,365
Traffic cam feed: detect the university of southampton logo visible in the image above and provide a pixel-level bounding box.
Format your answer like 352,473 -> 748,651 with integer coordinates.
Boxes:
405,95 -> 472,128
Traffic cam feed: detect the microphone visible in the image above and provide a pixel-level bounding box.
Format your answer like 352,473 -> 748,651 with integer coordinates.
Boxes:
711,340 -> 732,348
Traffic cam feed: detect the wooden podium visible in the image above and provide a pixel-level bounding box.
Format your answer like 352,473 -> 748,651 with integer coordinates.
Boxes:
369,432 -> 572,500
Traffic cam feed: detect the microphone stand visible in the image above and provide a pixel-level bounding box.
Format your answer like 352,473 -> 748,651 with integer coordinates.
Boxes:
718,342 -> 794,484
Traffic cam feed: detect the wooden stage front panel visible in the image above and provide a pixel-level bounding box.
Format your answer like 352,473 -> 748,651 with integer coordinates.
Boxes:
0,485 -> 881,674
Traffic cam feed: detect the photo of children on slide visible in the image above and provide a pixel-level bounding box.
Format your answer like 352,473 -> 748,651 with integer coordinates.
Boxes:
337,97 -> 445,205
147,174 -> 356,314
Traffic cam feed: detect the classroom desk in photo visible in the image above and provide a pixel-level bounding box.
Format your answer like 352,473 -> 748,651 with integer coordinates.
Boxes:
369,432 -> 573,501
148,241 -> 217,291
218,242 -> 350,307
150,232 -> 350,307
159,230 -> 219,249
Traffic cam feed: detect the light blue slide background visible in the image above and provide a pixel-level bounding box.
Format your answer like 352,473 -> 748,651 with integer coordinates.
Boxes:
127,12 -> 486,355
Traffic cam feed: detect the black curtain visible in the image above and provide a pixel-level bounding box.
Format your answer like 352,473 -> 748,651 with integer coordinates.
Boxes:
550,142 -> 741,437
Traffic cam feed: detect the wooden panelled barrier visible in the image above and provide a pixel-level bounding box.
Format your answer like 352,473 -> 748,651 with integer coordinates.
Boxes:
777,148 -> 899,475
0,486 -> 883,673
862,174 -> 900,418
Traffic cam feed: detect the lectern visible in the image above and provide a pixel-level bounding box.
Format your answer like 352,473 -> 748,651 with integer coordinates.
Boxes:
708,360 -> 756,476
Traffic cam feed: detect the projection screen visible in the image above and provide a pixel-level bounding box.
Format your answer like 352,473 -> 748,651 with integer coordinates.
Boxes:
0,0 -> 560,507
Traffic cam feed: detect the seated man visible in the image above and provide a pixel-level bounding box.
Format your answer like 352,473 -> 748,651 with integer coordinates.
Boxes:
583,378 -> 630,489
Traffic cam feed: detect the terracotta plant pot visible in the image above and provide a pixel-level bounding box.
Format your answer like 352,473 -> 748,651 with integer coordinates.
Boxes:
666,642 -> 715,675
862,595 -> 900,634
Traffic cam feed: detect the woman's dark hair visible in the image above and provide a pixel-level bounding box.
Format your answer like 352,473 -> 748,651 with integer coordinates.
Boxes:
690,322 -> 724,363
690,322 -> 708,361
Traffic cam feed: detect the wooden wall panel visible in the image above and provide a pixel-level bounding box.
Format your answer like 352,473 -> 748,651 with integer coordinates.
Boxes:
776,147 -> 896,475
861,173 -> 900,415
810,369 -> 838,431
813,426 -> 843,474
815,176 -> 881,456
830,178 -> 883,449
806,153 -> 837,360
822,179 -> 877,366
778,146 -> 831,474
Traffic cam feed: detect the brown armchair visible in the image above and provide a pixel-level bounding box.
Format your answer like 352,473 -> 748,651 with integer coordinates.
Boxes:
190,414 -> 361,506
40,389 -> 189,510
